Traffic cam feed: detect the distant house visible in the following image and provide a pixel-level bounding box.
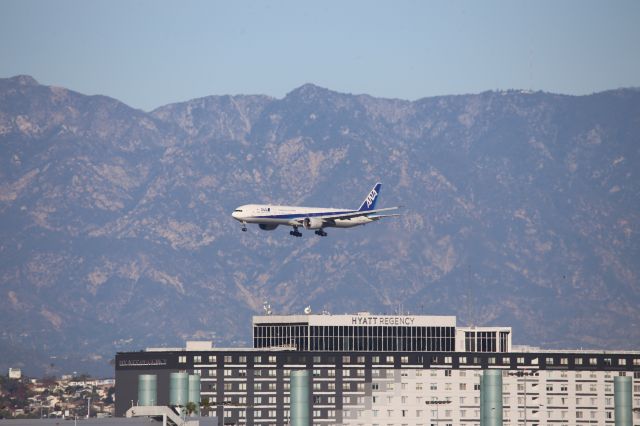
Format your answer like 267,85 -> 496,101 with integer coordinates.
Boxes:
8,368 -> 21,379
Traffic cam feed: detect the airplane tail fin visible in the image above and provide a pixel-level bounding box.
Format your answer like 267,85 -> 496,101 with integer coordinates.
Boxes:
357,182 -> 382,211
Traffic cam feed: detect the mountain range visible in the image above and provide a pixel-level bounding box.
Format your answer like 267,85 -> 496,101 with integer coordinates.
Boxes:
0,75 -> 638,376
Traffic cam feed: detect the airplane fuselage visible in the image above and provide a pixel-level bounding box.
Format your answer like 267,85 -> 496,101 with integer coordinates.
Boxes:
232,204 -> 373,228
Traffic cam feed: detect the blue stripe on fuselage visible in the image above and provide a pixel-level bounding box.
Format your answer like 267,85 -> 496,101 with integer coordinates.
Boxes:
252,210 -> 357,220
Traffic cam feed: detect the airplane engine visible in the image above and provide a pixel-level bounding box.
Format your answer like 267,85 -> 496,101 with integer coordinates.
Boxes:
302,217 -> 323,230
258,224 -> 279,231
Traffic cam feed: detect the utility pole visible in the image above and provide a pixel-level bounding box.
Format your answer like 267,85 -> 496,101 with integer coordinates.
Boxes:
86,396 -> 91,419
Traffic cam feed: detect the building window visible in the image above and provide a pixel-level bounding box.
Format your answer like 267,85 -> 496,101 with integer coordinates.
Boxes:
208,355 -> 216,363
343,355 -> 351,363
224,355 -> 232,363
193,355 -> 202,363
618,358 -> 627,366
178,355 -> 187,363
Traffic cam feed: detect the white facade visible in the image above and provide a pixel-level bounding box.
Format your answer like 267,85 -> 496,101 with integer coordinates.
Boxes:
8,367 -> 21,379
340,366 -> 640,426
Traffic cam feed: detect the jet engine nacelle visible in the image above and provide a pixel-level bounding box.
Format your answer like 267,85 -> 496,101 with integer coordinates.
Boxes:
259,224 -> 279,231
302,217 -> 323,230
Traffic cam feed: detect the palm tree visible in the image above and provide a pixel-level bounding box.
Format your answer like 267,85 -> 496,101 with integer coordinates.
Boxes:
185,401 -> 197,416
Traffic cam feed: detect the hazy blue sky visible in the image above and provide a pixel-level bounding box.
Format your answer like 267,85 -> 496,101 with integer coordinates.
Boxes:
2,1 -> 639,111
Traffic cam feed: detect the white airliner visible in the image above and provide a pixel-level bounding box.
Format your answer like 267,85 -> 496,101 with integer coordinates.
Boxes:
231,182 -> 400,237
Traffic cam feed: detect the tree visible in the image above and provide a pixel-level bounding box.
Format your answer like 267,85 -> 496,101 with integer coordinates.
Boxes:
201,397 -> 210,411
185,401 -> 197,416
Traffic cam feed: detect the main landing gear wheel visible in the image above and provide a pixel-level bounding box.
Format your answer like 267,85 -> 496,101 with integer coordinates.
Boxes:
241,222 -> 247,232
289,226 -> 302,237
315,229 -> 327,237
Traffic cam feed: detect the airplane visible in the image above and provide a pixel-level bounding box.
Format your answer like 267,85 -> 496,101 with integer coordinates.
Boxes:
231,182 -> 400,237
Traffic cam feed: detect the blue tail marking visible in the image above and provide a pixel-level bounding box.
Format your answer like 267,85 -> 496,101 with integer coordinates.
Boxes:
357,182 -> 382,211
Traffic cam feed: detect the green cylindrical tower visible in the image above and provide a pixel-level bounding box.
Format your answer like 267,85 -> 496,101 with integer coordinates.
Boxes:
481,370 -> 503,426
614,376 -> 632,426
137,374 -> 157,406
188,374 -> 201,416
170,372 -> 189,414
479,374 -> 485,425
291,370 -> 311,426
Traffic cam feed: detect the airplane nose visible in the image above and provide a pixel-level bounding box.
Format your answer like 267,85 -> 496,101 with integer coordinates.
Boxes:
232,211 -> 239,220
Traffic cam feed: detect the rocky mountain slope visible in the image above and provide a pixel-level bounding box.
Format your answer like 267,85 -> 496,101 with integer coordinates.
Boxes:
1,75 -> 638,376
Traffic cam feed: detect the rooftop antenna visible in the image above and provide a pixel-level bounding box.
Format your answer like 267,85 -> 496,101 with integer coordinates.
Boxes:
304,306 -> 312,315
263,301 -> 272,315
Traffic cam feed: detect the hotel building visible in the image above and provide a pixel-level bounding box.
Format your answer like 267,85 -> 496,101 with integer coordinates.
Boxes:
115,312 -> 640,425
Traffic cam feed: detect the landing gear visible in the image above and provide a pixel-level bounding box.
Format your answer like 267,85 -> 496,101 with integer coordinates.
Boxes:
315,229 -> 327,237
241,222 -> 247,232
289,226 -> 302,237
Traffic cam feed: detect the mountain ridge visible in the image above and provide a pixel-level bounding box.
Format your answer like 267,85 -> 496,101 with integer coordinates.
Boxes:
0,75 -> 638,376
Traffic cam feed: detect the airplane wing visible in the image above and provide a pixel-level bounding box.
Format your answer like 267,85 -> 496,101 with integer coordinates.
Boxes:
366,213 -> 403,221
320,206 -> 401,220
291,206 -> 401,225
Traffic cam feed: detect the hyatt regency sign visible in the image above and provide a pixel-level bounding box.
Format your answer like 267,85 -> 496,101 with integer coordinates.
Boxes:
351,316 -> 416,325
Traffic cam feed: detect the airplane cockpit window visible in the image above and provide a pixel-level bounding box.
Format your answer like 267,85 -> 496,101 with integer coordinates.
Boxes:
234,209 -> 243,212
